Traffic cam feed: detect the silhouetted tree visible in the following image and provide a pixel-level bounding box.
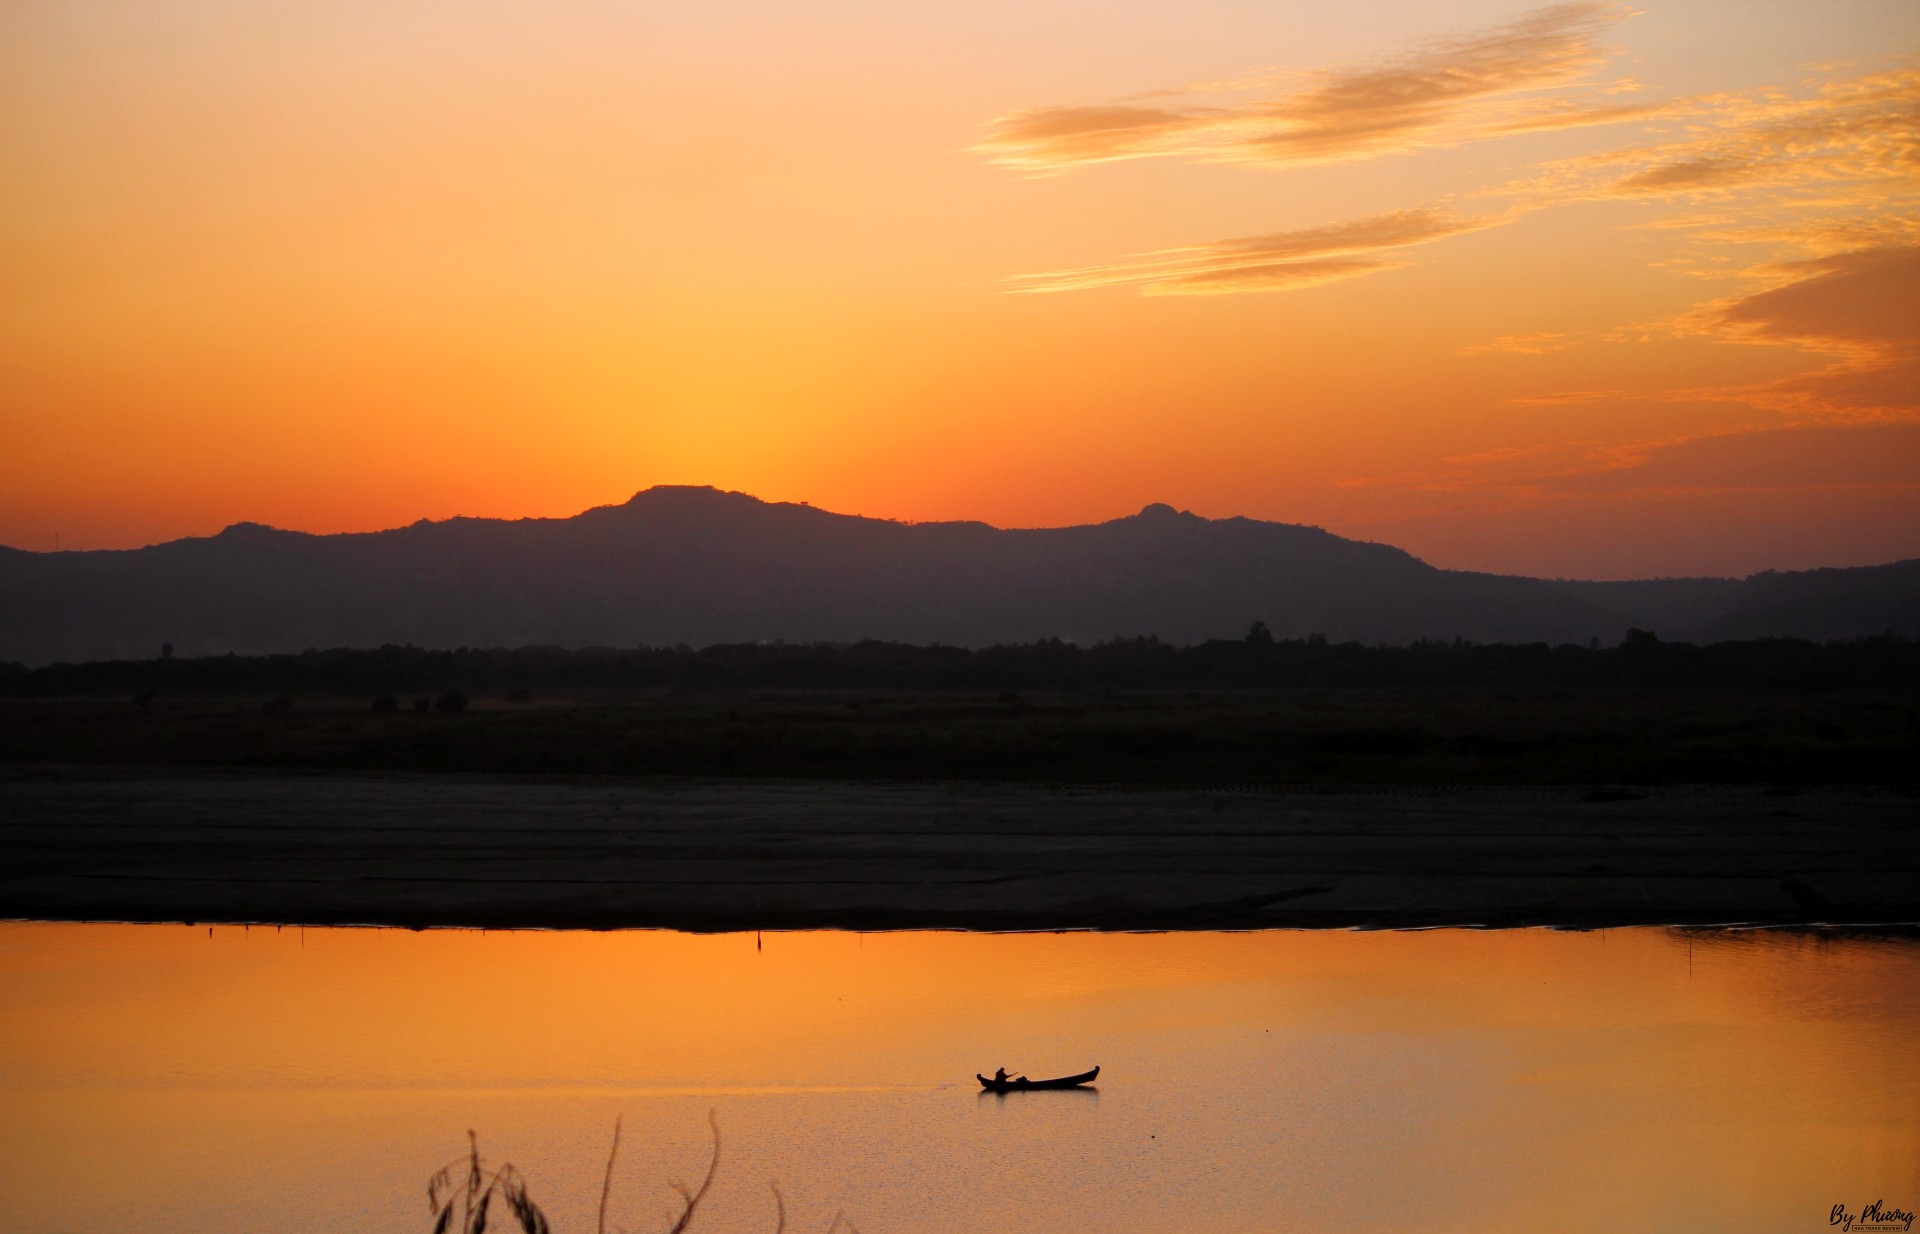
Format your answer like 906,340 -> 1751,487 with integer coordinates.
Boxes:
1245,621 -> 1274,645
435,691 -> 469,714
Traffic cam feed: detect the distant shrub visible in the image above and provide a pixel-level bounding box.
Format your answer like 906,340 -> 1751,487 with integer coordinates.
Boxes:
412,697 -> 431,712
435,691 -> 469,714
371,694 -> 399,713
262,696 -> 292,713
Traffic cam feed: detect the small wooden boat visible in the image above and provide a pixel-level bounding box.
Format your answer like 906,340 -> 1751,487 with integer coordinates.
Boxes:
977,1065 -> 1099,1092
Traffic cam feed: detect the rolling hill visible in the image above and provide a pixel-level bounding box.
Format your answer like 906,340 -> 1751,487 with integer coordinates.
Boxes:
2,486 -> 1913,663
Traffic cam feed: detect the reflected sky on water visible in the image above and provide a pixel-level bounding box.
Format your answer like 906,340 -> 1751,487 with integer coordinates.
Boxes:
1,923 -> 1915,1233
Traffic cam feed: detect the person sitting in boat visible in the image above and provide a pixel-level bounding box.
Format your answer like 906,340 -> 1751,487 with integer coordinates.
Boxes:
993,1068 -> 1026,1085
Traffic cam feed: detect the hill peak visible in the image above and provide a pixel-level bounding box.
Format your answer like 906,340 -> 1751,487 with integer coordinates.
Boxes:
213,521 -> 289,540
623,485 -> 763,507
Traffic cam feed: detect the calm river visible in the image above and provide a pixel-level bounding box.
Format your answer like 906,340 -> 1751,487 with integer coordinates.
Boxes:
1,924 -> 1915,1233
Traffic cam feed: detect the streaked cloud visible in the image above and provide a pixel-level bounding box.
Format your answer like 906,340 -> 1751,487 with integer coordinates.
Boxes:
1505,66 -> 1920,221
1003,36 -> 1916,304
1499,389 -> 1639,408
1552,422 -> 1920,494
1421,243 -> 1917,521
1458,331 -> 1581,356
1494,250 -> 1920,424
1009,207 -> 1501,296
1451,64 -> 1918,342
1721,245 -> 1920,353
1581,73 -> 1917,419
1337,422 -> 1743,492
1696,245 -> 1920,422
976,3 -> 1644,172
1332,420 -> 1920,515
1615,70 -> 1918,199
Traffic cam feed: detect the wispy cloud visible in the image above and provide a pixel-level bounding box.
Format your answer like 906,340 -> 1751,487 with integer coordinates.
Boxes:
986,7 -> 1917,345
1718,246 -> 1920,355
1008,207 -> 1500,295
1499,389 -> 1639,407
1687,245 -> 1920,423
1458,331 -> 1582,356
1502,66 -> 1920,222
1456,65 -> 1919,342
976,3 -> 1644,172
1388,248 -> 1920,513
1330,420 -> 1920,513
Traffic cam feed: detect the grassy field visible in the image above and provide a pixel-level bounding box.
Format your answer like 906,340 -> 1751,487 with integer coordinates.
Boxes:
5,686 -> 1916,786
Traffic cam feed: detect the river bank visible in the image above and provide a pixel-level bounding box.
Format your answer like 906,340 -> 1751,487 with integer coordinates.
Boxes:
4,768 -> 1914,930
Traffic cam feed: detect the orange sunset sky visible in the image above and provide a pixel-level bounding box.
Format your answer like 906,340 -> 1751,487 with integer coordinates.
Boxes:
3,0 -> 1916,578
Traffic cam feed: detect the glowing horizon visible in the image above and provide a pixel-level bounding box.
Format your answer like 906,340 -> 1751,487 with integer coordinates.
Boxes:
3,1 -> 1916,579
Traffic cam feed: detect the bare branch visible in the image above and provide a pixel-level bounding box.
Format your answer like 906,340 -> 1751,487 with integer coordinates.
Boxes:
665,1111 -> 722,1234
598,1116 -> 623,1234
465,1131 -> 481,1232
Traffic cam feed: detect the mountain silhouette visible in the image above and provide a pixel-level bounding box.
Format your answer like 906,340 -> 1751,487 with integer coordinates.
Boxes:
2,486 -> 1914,664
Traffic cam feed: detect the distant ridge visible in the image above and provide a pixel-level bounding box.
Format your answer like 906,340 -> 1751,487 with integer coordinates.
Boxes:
2,486 -> 1915,664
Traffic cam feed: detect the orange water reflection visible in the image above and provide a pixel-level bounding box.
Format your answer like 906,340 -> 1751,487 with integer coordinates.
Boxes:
1,924 -> 1914,1233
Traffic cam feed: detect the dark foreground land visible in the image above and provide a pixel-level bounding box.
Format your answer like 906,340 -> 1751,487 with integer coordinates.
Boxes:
3,770 -> 1915,931
4,676 -> 1919,788
4,638 -> 1916,930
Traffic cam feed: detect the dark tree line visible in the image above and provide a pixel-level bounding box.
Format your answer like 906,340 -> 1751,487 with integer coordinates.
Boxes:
3,629 -> 1917,699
